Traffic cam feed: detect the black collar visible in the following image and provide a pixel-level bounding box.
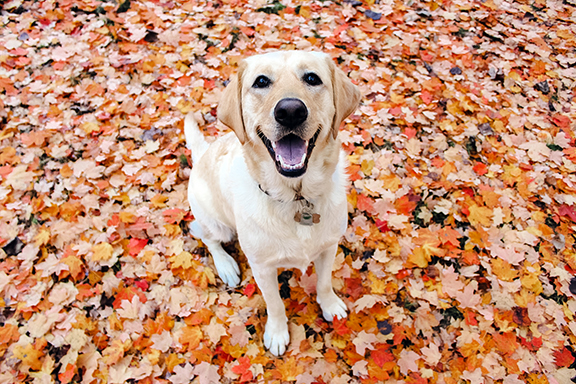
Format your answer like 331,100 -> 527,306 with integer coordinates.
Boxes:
258,184 -> 306,203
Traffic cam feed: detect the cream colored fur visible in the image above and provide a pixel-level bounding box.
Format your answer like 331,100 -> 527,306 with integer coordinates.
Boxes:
185,51 -> 361,356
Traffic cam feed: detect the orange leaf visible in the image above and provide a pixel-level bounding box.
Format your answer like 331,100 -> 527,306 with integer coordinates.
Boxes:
58,363 -> 76,384
180,326 -> 203,351
62,253 -> 84,280
275,356 -> 304,381
473,162 -> 488,175
438,227 -> 461,247
492,332 -> 519,356
185,308 -> 213,326
0,324 -> 20,345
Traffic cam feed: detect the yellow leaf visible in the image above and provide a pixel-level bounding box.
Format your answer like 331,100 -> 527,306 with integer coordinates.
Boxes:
368,272 -> 387,294
381,173 -> 401,192
13,344 -> 44,370
81,121 -> 100,135
151,194 -> 168,208
361,159 -> 374,176
166,353 -> 185,372
119,211 -> 136,224
492,258 -> 518,282
34,228 -> 50,246
467,204 -> 493,227
170,252 -> 194,270
91,243 -> 113,262
390,92 -> 404,104
407,247 -> 430,268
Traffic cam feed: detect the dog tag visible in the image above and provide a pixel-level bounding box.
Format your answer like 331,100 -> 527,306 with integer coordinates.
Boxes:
294,208 -> 321,226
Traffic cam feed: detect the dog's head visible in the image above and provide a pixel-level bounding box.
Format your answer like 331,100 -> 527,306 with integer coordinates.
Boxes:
217,51 -> 360,178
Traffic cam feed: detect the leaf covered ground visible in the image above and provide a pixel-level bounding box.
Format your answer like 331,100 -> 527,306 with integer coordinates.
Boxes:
1,0 -> 576,383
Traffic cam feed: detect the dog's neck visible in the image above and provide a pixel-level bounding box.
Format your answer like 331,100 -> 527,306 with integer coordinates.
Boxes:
258,181 -> 308,203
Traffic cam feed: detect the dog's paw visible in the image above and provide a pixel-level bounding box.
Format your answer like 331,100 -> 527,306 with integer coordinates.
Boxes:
318,293 -> 347,322
213,253 -> 241,287
263,320 -> 290,356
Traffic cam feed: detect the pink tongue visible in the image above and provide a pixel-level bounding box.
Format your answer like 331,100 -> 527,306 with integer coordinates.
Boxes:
275,135 -> 307,166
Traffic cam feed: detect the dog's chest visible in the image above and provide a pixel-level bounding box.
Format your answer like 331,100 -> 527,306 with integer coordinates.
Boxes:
237,198 -> 345,270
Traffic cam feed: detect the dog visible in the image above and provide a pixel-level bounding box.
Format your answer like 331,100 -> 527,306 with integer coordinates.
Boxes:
185,51 -> 361,356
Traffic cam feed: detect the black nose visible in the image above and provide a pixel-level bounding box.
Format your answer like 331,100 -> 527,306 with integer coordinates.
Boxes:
274,98 -> 308,127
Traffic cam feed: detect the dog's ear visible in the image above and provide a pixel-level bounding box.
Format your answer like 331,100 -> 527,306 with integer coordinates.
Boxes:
217,62 -> 247,144
329,58 -> 361,139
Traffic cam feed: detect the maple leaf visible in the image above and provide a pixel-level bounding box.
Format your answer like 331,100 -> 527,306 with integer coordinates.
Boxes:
352,331 -> 379,355
13,343 -> 45,371
169,363 -> 196,384
58,363 -> 76,384
180,326 -> 203,351
193,361 -> 221,384
91,242 -> 113,262
231,356 -> 253,382
554,347 -> 575,368
466,203 -> 493,227
492,332 -> 519,356
203,317 -> 228,345
0,324 -> 19,346
397,349 -> 421,375
170,251 -> 194,270
102,339 -> 129,365
128,237 -> 148,256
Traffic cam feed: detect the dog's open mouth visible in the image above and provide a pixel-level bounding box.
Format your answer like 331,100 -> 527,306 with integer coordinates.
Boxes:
259,128 -> 321,178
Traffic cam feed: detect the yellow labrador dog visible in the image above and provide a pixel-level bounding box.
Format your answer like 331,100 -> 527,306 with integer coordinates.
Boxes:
185,51 -> 360,356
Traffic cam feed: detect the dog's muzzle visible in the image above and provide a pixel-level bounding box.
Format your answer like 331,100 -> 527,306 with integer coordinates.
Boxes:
258,98 -> 320,178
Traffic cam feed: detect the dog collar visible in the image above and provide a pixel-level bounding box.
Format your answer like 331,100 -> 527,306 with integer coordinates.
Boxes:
258,184 -> 321,226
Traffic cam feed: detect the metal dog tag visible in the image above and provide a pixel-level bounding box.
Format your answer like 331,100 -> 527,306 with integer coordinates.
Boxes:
294,208 -> 320,226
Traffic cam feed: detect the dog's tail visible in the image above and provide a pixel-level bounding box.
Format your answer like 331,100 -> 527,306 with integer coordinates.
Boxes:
184,113 -> 209,164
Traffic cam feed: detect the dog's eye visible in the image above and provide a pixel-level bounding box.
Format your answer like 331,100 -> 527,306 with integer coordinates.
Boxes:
253,75 -> 271,89
303,73 -> 322,86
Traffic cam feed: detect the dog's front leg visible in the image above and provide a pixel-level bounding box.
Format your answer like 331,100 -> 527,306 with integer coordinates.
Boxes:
314,244 -> 348,321
252,267 -> 290,356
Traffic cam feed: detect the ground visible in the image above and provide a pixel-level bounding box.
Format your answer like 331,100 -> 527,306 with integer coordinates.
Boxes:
1,0 -> 576,383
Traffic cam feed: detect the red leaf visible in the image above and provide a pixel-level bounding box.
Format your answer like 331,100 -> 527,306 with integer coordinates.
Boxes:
58,364 -> 76,384
134,280 -> 149,291
375,219 -> 390,232
371,347 -> 394,368
232,357 -> 253,382
357,194 -> 374,213
559,205 -> 576,222
464,310 -> 477,326
243,283 -> 256,298
473,162 -> 488,175
554,347 -> 575,368
405,127 -> 417,139
552,114 -> 570,129
420,89 -> 433,104
128,238 -> 148,256
520,336 -> 542,351
389,106 -> 402,116
332,317 -> 350,336
163,208 -> 186,224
